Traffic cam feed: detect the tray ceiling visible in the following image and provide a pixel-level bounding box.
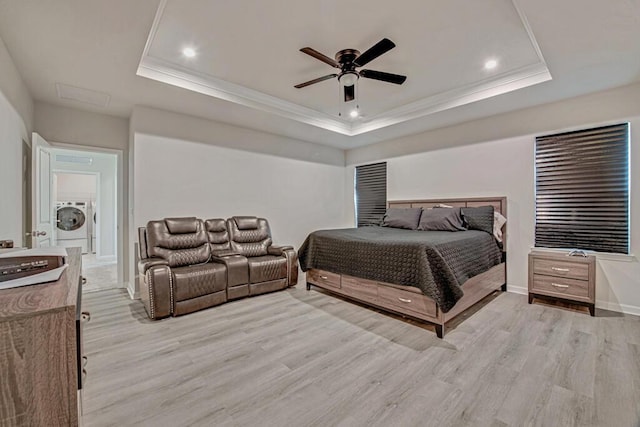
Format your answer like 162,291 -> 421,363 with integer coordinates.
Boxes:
138,0 -> 550,136
1,0 -> 639,149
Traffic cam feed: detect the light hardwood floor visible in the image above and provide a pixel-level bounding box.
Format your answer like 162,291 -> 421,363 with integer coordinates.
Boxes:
81,287 -> 640,427
82,253 -> 118,292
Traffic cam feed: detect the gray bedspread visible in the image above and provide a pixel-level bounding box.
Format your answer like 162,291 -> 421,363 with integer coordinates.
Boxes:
298,226 -> 502,313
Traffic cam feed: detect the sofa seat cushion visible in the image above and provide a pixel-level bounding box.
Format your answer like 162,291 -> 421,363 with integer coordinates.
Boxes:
248,255 -> 287,284
172,263 -> 226,301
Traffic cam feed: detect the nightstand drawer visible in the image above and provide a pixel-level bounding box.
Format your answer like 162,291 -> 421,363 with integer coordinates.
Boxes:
531,274 -> 589,299
307,269 -> 341,289
533,258 -> 589,281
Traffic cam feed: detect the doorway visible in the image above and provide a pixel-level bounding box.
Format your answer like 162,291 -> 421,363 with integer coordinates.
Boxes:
28,132 -> 124,293
51,149 -> 119,292
53,171 -> 119,291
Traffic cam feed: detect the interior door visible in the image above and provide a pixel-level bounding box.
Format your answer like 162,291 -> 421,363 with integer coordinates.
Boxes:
30,132 -> 54,247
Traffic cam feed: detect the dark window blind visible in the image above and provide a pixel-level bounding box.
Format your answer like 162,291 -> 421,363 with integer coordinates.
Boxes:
355,162 -> 387,227
535,123 -> 629,254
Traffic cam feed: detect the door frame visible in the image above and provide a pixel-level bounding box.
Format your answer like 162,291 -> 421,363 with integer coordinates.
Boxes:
47,142 -> 125,287
22,139 -> 32,248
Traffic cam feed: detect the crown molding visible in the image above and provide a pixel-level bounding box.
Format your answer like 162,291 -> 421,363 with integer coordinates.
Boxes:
137,0 -> 551,137
137,56 -> 353,135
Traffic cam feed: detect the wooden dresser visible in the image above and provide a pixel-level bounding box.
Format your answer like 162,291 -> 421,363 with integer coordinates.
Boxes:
0,248 -> 84,426
528,251 -> 596,316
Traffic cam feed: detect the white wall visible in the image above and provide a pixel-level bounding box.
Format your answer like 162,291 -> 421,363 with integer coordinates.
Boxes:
56,172 -> 97,201
133,133 -> 347,293
345,85 -> 640,315
347,82 -> 640,165
52,150 -> 118,259
130,106 -> 344,166
34,102 -> 128,151
0,35 -> 32,246
0,91 -> 28,245
0,36 -> 33,132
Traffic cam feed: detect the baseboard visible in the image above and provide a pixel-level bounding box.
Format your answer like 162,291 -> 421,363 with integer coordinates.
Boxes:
507,284 -> 640,316
595,300 -> 640,316
506,284 -> 527,295
126,281 -> 139,300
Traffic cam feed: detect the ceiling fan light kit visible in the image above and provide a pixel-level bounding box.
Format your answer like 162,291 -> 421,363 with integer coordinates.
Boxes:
337,78 -> 359,119
338,71 -> 359,87
295,38 -> 407,120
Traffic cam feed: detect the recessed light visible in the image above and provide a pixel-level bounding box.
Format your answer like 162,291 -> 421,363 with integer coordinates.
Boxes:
182,47 -> 196,58
484,59 -> 498,70
350,109 -> 359,118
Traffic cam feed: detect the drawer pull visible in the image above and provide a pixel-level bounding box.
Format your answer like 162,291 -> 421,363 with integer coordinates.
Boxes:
551,267 -> 570,272
81,311 -> 91,322
398,297 -> 412,303
551,283 -> 569,289
320,275 -> 328,280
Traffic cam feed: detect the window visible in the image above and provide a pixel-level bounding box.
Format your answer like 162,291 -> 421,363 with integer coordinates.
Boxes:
355,162 -> 387,227
535,123 -> 629,254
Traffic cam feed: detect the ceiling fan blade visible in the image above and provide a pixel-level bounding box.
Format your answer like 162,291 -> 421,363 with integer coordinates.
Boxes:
360,69 -> 407,85
294,74 -> 338,88
300,47 -> 340,68
353,38 -> 396,67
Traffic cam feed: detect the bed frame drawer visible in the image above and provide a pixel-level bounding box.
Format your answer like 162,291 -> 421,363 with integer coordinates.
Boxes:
307,269 -> 341,289
342,275 -> 378,302
377,285 -> 437,317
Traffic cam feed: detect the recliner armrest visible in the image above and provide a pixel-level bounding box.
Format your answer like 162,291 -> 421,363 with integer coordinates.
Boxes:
140,264 -> 173,320
138,257 -> 169,275
267,245 -> 294,256
267,245 -> 298,287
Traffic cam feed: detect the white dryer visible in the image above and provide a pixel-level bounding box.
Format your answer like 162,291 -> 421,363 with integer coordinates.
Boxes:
56,201 -> 89,254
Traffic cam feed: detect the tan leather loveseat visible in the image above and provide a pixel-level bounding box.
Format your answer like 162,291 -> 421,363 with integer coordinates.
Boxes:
137,216 -> 298,320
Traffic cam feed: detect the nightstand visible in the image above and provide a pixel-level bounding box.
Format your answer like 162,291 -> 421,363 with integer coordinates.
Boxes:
528,251 -> 596,316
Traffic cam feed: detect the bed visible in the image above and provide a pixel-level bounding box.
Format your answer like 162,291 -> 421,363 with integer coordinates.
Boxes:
298,197 -> 507,338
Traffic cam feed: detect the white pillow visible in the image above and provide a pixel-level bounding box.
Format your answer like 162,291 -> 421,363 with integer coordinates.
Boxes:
493,211 -> 507,242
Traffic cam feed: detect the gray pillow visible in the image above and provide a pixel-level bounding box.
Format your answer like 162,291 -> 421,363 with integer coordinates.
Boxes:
381,208 -> 422,230
461,206 -> 494,235
418,207 -> 467,231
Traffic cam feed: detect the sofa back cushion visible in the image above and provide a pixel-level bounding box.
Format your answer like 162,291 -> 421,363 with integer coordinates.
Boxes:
146,217 -> 210,267
205,218 -> 231,252
227,216 -> 272,257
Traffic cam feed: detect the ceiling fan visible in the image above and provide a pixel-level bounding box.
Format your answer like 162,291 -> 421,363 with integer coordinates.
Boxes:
294,38 -> 407,103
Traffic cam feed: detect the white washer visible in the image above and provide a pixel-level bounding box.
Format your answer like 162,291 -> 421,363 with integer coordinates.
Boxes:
56,201 -> 89,254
